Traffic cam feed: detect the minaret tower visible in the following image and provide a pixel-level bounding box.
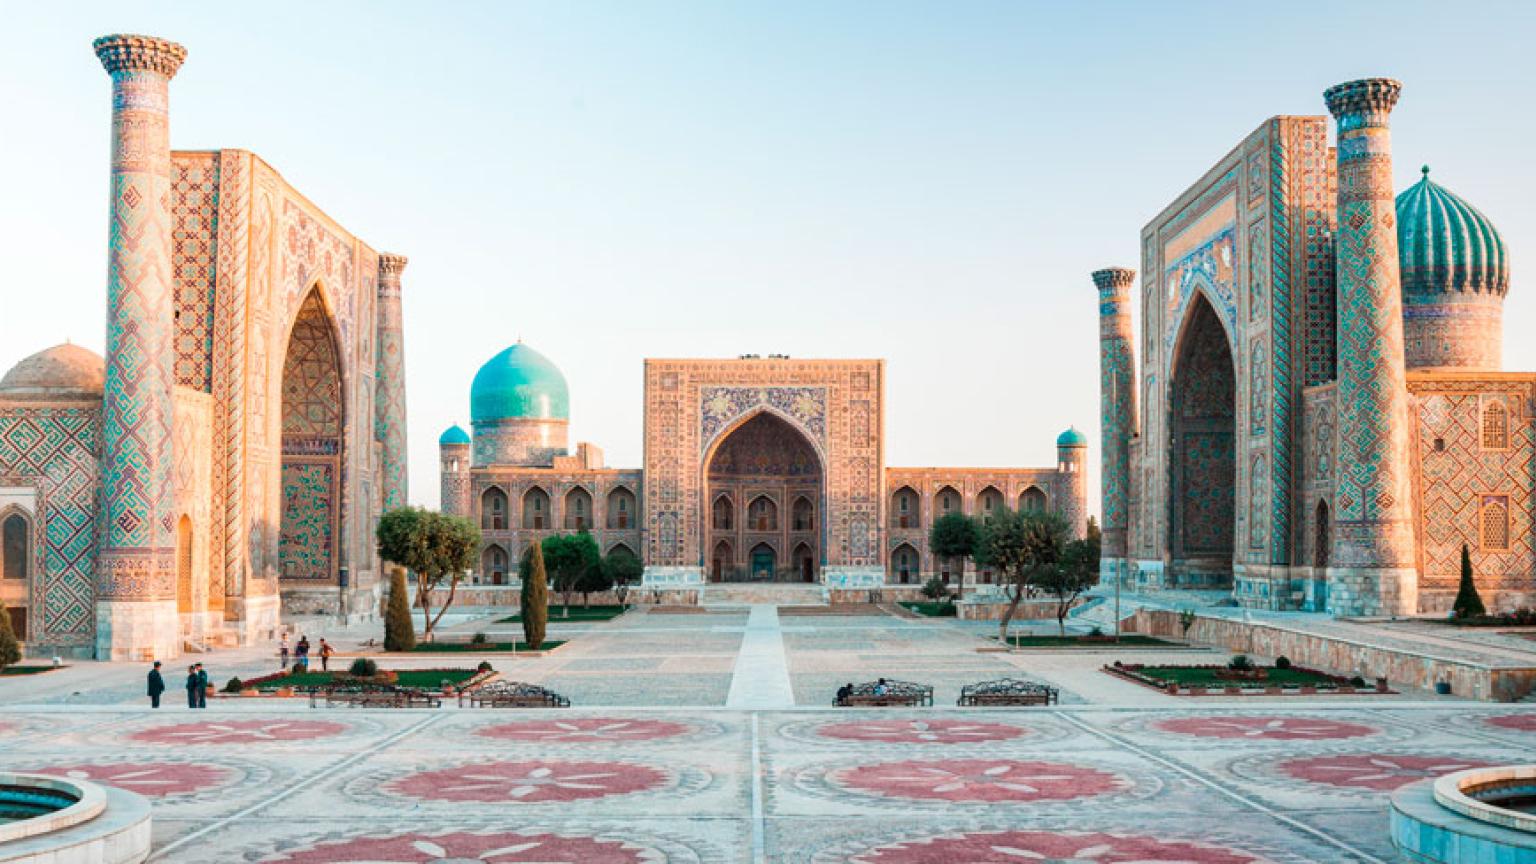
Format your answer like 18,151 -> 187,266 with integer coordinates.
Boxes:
1055,427 -> 1089,539
92,34 -> 186,660
1323,78 -> 1419,616
376,253 -> 409,511
439,425 -> 472,518
1093,267 -> 1138,583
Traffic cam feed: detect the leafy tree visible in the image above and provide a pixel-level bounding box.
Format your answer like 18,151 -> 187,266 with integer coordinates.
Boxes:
1453,544 -> 1487,619
1036,531 -> 1100,636
0,599 -> 20,672
376,506 -> 480,640
980,507 -> 1069,642
602,547 -> 643,606
539,533 -> 602,615
929,512 -> 979,601
579,549 -> 615,607
521,541 -> 549,649
383,565 -> 416,652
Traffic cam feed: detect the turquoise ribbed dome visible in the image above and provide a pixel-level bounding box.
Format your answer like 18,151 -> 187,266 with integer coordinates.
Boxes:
1057,426 -> 1088,447
438,424 -> 471,445
1396,166 -> 1509,297
470,343 -> 569,423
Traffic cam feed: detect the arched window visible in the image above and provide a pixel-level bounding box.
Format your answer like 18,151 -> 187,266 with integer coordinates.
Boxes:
564,487 -> 592,530
937,486 -> 960,516
1482,400 -> 1510,450
482,544 -> 508,585
606,487 -> 635,529
522,487 -> 550,530
481,487 -> 508,531
748,496 -> 778,531
712,495 -> 734,530
978,486 -> 1003,523
3,512 -> 29,580
791,496 -> 814,532
891,486 -> 919,529
1019,486 -> 1047,513
1481,495 -> 1511,552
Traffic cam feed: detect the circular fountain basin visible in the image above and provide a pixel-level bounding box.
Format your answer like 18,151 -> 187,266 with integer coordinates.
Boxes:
1391,765 -> 1536,863
0,773 -> 150,864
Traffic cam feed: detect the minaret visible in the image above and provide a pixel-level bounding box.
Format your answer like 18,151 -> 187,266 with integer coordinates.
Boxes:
1055,428 -> 1089,540
1323,78 -> 1419,616
376,253 -> 409,511
1093,267 -> 1138,581
92,34 -> 186,661
439,425 -> 472,518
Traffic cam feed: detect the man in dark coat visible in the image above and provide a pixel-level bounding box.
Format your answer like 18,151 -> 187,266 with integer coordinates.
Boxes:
185,665 -> 199,708
147,661 -> 165,708
195,663 -> 209,708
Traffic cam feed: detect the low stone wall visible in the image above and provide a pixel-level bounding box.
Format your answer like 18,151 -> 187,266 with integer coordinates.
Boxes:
956,598 -> 1080,621
1126,609 -> 1536,702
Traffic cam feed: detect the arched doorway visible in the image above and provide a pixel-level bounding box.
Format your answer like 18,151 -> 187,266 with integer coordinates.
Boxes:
482,544 -> 508,585
711,539 -> 733,583
522,487 -> 550,530
176,515 -> 193,615
2,510 -> 31,641
564,487 -> 592,530
278,288 -> 344,584
481,486 -> 508,530
606,487 -> 636,529
705,411 -> 822,583
1019,486 -> 1047,513
890,542 -> 919,584
1168,293 -> 1236,585
977,486 -> 1004,524
890,486 -> 919,529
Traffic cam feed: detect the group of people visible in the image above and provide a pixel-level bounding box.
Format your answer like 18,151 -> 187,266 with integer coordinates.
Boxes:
144,660 -> 209,709
279,634 -> 334,671
833,677 -> 891,705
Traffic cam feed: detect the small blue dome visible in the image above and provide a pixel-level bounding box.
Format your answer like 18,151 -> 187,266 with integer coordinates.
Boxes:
470,343 -> 569,423
438,424 -> 471,445
1057,426 -> 1088,447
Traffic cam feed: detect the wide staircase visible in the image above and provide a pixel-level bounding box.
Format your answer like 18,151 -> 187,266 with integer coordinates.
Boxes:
700,582 -> 830,608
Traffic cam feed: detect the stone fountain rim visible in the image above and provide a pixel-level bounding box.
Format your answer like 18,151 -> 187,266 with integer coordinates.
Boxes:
0,772 -> 106,844
1433,764 -> 1536,834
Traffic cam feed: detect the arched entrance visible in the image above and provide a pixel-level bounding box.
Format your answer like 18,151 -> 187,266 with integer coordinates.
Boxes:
1168,293 -> 1236,586
278,289 -> 344,584
705,411 -> 822,583
890,542 -> 919,584
1,509 -> 31,641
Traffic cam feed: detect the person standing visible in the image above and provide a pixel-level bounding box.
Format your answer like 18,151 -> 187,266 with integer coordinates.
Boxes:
147,661 -> 165,708
296,635 -> 310,671
185,665 -> 199,709
280,634 -> 290,670
318,638 -> 334,672
195,663 -> 209,708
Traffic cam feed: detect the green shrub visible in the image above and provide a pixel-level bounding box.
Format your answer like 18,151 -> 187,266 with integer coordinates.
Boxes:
470,631 -> 488,645
1348,675 -> 1366,688
1453,544 -> 1487,620
920,577 -> 947,601
476,661 -> 493,673
348,658 -> 379,678
1228,654 -> 1254,671
1178,608 -> 1197,635
1274,655 -> 1291,670
1088,625 -> 1104,637
223,677 -> 244,693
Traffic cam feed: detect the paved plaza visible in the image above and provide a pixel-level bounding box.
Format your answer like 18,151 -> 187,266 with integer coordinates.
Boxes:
3,607 -> 1535,862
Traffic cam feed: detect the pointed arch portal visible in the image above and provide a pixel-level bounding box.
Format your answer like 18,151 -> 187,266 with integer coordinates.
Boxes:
278,289 -> 344,583
704,411 -> 822,582
1168,292 -> 1236,584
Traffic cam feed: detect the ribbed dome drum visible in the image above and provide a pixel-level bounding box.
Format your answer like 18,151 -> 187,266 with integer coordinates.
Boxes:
1396,166 -> 1508,369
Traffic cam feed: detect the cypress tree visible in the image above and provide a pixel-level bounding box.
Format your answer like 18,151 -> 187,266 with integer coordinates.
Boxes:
0,600 -> 20,672
522,541 -> 549,649
383,566 -> 416,652
1453,543 -> 1486,619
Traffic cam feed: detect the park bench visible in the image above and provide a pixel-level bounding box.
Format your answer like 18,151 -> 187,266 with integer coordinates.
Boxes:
310,685 -> 442,709
459,680 -> 571,708
835,679 -> 933,707
957,677 -> 1058,706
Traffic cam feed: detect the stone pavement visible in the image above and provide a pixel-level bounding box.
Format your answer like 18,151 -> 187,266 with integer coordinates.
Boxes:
3,606 -> 1535,862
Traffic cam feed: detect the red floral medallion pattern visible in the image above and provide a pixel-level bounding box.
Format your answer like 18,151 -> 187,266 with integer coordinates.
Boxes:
817,719 -> 1025,745
385,760 -> 667,803
1279,754 -> 1491,791
848,830 -> 1264,863
833,759 -> 1125,803
131,720 -> 348,745
261,831 -> 649,863
1153,715 -> 1377,740
30,763 -> 233,797
478,718 -> 693,743
1485,714 -> 1536,732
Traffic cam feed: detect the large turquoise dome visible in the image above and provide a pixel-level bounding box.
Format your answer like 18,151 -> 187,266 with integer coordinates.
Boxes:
1396,166 -> 1509,298
470,343 -> 569,423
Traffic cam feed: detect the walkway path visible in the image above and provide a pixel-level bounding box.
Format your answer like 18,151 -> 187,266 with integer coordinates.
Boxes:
725,604 -> 795,708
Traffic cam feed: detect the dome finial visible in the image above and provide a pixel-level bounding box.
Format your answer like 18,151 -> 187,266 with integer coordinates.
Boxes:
1421,164 -> 1430,178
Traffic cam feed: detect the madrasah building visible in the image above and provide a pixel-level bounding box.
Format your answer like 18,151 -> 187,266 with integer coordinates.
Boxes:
1096,77 -> 1534,616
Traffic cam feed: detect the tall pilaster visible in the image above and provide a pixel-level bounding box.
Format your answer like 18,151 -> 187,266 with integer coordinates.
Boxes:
1323,78 -> 1419,616
375,253 -> 409,511
1093,267 -> 1138,578
92,34 -> 186,661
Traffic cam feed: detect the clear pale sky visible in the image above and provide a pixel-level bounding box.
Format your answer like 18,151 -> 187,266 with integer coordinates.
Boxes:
2,1 -> 1532,514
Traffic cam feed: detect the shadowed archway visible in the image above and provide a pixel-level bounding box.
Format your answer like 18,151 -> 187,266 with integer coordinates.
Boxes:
1168,292 -> 1236,586
278,288 -> 344,584
705,411 -> 822,582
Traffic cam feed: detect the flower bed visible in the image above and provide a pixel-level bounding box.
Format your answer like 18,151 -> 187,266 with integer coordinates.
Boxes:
233,666 -> 494,695
0,664 -> 65,676
1104,662 -> 1393,696
1004,634 -> 1178,648
409,640 -> 565,653
1427,608 -> 1536,627
900,601 -> 957,617
495,605 -> 628,624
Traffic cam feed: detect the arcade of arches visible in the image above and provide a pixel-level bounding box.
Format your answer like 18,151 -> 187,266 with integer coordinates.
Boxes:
707,412 -> 821,582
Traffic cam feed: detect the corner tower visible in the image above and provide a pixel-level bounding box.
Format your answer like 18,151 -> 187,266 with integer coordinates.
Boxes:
1093,267 -> 1138,582
1056,427 -> 1089,539
438,425 -> 472,518
1323,78 -> 1419,615
92,34 -> 187,660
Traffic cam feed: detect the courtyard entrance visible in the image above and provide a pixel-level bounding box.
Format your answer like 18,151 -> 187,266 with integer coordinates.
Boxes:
1169,293 -> 1236,586
277,288 -> 345,584
705,411 -> 821,582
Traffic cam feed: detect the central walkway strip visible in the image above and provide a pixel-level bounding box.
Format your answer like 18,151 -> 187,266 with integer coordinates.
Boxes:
725,605 -> 795,709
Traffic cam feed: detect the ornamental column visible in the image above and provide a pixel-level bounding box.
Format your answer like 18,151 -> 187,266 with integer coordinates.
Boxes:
92,34 -> 186,661
376,253 -> 409,511
1093,267 -> 1138,583
1323,78 -> 1419,616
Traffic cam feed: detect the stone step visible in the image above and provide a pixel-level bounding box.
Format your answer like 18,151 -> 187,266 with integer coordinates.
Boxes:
700,583 -> 829,607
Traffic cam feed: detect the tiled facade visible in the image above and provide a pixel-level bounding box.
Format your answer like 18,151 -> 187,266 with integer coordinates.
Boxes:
1105,78 -> 1533,615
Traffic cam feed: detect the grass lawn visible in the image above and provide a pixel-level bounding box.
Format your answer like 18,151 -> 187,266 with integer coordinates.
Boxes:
496,605 -> 628,624
0,664 -> 63,676
410,640 -> 565,653
1004,634 -> 1178,648
246,668 -> 483,691
1129,665 -> 1343,687
900,601 -> 957,617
